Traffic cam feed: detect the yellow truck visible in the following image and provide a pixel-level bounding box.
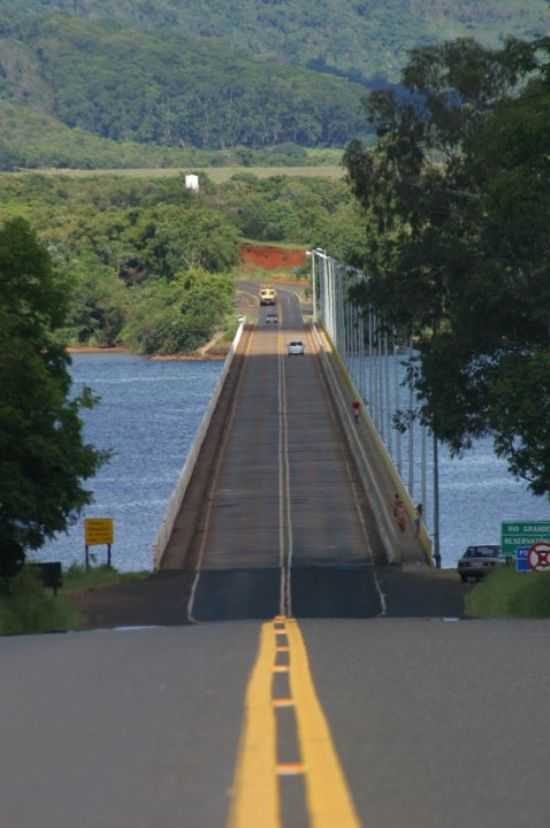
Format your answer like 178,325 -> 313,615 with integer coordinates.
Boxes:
259,287 -> 277,306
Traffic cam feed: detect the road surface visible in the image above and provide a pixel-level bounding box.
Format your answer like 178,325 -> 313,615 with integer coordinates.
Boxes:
2,618 -> 550,827
161,287 -> 387,621
3,287 -> 547,828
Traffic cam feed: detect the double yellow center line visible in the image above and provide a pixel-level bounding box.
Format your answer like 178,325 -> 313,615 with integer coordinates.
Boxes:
228,617 -> 361,828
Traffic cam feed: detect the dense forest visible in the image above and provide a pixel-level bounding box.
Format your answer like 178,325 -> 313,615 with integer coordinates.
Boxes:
0,101 -> 341,170
1,1 -> 548,80
1,16 -> 369,149
0,1 -> 548,166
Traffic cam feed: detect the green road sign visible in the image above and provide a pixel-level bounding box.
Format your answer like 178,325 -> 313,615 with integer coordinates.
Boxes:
501,521 -> 550,559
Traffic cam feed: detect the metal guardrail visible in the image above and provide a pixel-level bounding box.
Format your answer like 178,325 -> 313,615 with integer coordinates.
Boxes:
152,323 -> 245,569
310,249 -> 439,564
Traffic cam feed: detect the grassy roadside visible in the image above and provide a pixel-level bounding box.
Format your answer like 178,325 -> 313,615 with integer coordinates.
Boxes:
0,565 -> 150,636
465,567 -> 550,618
8,165 -> 344,182
62,564 -> 150,594
0,569 -> 81,636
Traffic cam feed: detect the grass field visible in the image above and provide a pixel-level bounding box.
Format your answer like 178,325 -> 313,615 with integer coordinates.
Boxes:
7,165 -> 344,181
465,567 -> 550,618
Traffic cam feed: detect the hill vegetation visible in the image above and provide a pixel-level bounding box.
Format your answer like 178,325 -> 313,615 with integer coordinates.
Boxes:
0,101 -> 341,171
1,1 -> 548,81
0,2 -> 548,166
0,14 -> 368,159
0,170 -> 355,351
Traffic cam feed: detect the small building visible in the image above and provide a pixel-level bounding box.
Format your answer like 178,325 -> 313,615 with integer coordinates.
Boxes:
185,174 -> 200,192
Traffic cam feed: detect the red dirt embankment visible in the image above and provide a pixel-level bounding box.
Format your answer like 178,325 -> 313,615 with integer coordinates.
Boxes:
240,243 -> 306,270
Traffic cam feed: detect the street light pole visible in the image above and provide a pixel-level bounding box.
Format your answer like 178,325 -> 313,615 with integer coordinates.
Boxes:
311,250 -> 317,324
433,431 -> 441,568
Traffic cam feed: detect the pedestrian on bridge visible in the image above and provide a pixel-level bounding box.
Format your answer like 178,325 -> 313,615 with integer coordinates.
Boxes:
393,493 -> 406,533
415,503 -> 424,537
352,399 -> 361,424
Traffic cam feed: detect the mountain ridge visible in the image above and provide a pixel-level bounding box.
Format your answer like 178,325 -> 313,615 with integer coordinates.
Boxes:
0,1 -> 548,163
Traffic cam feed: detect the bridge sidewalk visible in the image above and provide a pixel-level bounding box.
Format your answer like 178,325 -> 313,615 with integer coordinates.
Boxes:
314,325 -> 430,567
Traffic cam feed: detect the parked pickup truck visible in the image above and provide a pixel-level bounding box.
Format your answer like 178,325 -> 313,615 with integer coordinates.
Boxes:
259,287 -> 276,306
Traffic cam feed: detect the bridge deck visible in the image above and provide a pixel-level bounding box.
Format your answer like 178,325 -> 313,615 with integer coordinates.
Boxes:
159,288 -> 429,619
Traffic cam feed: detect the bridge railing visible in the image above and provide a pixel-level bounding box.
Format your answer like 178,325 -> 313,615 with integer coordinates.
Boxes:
311,249 -> 438,564
152,322 -> 245,570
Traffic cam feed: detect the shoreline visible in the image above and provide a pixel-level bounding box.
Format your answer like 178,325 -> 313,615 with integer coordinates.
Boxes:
66,345 -> 227,360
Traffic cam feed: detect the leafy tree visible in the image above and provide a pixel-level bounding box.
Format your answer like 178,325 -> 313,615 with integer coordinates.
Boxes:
59,254 -> 128,346
122,269 -> 233,354
132,206 -> 241,277
344,36 -> 550,496
0,218 -> 108,577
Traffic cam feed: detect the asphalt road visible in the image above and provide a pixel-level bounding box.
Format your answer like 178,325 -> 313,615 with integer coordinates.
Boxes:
2,619 -> 550,827
161,286 -> 387,622
5,284 -> 543,828
72,285 -> 465,629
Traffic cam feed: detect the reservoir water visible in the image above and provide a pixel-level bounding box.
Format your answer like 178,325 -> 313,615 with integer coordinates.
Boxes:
38,354 -> 548,571
38,354 -> 223,572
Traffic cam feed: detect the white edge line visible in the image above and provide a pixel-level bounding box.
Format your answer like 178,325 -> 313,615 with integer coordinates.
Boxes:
311,324 -> 396,564
278,332 -> 286,618
187,327 -> 253,622
283,353 -> 293,618
153,322 -> 245,568
345,460 -> 388,618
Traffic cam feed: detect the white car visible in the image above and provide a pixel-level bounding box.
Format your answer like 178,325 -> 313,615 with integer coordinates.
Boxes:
457,545 -> 505,582
288,340 -> 305,355
265,313 -> 279,325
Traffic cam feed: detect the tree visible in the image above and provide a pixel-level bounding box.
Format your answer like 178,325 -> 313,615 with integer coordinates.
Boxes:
0,218 -> 108,578
344,36 -> 550,496
122,268 -> 233,355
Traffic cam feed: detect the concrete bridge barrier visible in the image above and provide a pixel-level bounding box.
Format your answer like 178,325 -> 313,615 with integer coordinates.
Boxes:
313,324 -> 432,566
153,323 -> 245,570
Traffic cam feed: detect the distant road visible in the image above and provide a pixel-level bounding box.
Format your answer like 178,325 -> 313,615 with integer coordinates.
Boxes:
160,285 -> 386,621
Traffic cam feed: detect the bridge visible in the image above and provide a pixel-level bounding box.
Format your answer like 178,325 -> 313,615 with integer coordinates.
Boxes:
153,282 -> 430,621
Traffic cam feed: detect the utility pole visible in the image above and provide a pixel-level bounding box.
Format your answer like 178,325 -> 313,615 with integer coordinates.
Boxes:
311,251 -> 317,324
433,432 -> 441,568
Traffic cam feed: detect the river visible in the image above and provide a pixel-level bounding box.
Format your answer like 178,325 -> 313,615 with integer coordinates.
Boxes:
37,353 -> 548,571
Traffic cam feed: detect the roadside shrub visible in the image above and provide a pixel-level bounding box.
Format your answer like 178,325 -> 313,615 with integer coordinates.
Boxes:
0,568 -> 80,636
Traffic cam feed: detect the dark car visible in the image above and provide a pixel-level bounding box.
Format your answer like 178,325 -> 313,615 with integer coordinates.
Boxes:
457,545 -> 504,583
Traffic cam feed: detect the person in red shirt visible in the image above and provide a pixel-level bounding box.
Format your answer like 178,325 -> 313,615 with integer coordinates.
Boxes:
352,399 -> 361,423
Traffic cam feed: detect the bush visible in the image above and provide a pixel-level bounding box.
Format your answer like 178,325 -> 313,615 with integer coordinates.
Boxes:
0,568 -> 81,635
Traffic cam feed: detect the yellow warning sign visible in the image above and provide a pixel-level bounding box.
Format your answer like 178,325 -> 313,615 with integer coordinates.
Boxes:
85,518 -> 114,546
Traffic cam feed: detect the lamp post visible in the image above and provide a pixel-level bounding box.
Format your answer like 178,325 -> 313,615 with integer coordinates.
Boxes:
433,432 -> 441,568
305,249 -> 317,324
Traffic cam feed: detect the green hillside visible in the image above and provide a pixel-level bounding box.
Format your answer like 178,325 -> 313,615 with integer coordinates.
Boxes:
0,101 -> 212,169
0,1 -> 548,166
0,15 -> 369,150
0,100 -> 343,170
1,0 -> 548,80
